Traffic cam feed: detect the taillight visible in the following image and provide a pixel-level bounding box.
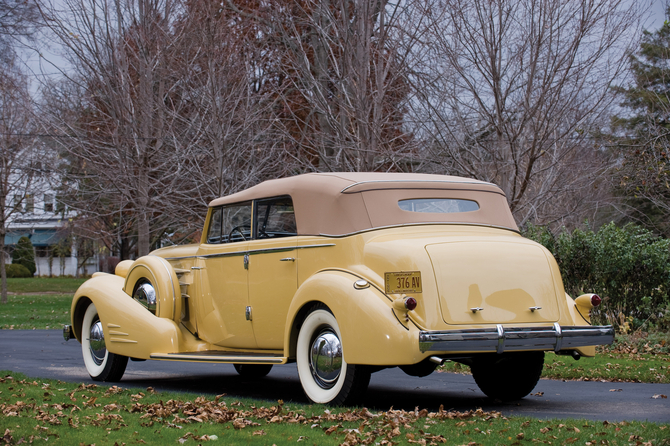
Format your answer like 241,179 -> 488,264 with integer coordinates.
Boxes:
404,297 -> 417,311
591,294 -> 601,307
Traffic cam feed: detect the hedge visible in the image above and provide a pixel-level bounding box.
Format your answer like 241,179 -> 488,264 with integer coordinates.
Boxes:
6,263 -> 33,278
523,222 -> 670,328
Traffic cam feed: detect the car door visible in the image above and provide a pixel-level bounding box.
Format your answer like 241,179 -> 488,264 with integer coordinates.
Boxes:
247,196 -> 298,350
196,202 -> 257,349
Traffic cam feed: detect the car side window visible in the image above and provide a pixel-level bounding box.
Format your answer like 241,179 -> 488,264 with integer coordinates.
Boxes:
222,202 -> 252,243
255,197 -> 297,239
206,207 -> 223,243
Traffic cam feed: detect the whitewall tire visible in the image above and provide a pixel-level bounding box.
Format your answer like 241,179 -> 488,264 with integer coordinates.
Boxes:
81,303 -> 128,381
296,305 -> 370,406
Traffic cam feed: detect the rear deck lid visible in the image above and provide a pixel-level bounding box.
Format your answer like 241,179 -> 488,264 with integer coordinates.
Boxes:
426,240 -> 561,325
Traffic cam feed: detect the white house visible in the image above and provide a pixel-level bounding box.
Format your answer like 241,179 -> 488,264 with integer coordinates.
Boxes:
6,190 -> 100,277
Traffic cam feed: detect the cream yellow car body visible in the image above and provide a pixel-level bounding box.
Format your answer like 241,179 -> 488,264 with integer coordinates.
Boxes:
66,172 -> 613,404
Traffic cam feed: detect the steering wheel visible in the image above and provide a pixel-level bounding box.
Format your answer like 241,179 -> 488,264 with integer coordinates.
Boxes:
228,225 -> 250,242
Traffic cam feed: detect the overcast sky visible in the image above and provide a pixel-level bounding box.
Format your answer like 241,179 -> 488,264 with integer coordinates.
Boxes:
18,0 -> 670,92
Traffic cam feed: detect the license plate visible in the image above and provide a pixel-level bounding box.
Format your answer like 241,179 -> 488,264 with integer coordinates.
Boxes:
385,271 -> 422,294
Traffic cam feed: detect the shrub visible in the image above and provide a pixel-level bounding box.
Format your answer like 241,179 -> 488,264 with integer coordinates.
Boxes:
523,223 -> 670,328
6,263 -> 32,278
11,236 -> 36,275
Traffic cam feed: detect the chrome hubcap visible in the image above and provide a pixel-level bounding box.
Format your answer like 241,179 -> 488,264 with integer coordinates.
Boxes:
309,329 -> 342,389
133,282 -> 157,314
89,319 -> 106,366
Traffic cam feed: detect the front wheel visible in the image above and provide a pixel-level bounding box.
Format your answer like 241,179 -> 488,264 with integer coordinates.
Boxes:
296,305 -> 370,406
471,351 -> 544,401
81,303 -> 128,381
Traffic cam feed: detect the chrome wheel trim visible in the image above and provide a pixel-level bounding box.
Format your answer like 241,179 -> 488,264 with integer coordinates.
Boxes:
309,329 -> 342,388
88,319 -> 106,366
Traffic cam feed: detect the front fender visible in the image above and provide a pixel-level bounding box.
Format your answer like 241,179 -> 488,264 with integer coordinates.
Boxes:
284,270 -> 427,366
71,273 -> 182,359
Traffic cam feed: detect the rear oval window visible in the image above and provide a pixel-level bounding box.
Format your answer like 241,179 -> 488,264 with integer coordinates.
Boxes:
399,198 -> 479,213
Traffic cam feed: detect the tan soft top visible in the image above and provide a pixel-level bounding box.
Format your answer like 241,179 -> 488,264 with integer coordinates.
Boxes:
209,172 -> 518,235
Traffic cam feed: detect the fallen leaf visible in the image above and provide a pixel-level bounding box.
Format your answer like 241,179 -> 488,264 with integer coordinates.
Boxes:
609,389 -> 622,392
651,394 -> 667,399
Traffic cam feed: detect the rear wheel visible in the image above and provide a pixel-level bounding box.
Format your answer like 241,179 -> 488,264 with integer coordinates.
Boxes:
471,351 -> 544,401
296,304 -> 370,406
233,364 -> 273,378
81,303 -> 128,382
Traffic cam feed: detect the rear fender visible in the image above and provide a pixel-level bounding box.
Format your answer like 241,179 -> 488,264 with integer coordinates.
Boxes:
284,270 -> 426,365
563,293 -> 596,357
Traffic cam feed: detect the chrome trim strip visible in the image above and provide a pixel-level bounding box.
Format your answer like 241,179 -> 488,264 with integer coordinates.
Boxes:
196,250 -> 247,259
318,222 -> 519,238
150,353 -> 285,364
418,325 -> 614,353
340,179 -> 499,193
297,243 -> 337,249
165,243 -> 335,261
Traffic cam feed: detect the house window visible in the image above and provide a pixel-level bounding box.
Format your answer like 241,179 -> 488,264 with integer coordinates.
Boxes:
55,196 -> 65,215
44,194 -> 54,213
13,195 -> 22,212
25,195 -> 34,213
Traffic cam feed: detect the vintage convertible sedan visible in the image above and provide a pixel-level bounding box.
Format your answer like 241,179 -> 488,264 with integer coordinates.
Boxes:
64,173 -> 614,405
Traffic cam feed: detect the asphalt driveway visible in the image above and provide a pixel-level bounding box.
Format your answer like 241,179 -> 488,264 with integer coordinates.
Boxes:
0,330 -> 668,423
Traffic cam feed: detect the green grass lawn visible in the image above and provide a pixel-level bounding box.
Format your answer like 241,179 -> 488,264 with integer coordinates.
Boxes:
1,372 -> 667,446
440,352 -> 670,384
4,277 -> 86,294
0,294 -> 72,330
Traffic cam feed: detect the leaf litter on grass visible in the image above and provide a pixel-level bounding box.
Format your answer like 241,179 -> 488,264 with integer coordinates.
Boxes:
1,374 -> 668,446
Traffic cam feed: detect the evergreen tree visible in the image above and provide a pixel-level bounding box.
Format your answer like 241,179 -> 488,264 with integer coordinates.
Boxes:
11,236 -> 35,276
611,12 -> 670,236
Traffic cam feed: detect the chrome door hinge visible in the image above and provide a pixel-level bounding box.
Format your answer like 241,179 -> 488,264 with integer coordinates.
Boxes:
245,306 -> 252,321
243,253 -> 249,270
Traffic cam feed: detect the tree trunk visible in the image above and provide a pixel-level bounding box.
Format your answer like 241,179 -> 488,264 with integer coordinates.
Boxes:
0,231 -> 7,305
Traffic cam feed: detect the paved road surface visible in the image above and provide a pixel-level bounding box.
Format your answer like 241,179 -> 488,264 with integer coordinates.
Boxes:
1,330 -> 668,423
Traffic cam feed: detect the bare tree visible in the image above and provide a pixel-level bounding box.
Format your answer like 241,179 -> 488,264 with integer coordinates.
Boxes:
0,0 -> 39,62
39,0 -> 197,257
226,0 -> 418,172
173,0 -> 291,210
409,0 -> 644,226
0,60 -> 36,304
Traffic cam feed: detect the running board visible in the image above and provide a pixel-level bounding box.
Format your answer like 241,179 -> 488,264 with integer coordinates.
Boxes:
150,351 -> 286,364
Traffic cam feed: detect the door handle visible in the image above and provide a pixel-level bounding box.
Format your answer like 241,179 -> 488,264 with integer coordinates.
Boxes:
280,257 -> 295,262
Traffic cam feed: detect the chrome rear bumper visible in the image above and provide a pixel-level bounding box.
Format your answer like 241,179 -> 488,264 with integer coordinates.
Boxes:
419,323 -> 614,354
